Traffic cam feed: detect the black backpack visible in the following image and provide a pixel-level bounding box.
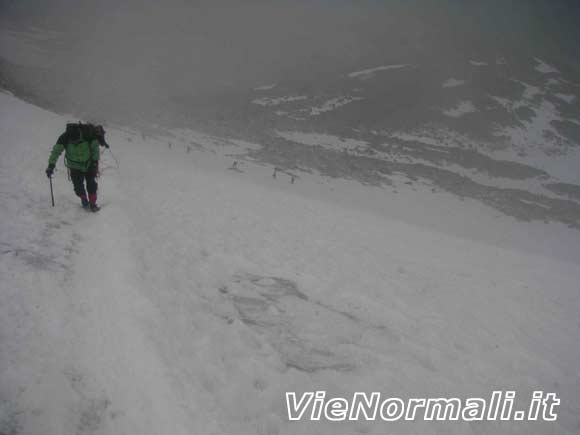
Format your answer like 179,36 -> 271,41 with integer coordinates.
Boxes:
65,123 -> 109,148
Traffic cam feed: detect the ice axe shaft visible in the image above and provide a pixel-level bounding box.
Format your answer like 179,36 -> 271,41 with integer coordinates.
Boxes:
49,176 -> 55,207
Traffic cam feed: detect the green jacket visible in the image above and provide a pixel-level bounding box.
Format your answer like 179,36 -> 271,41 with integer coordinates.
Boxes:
48,132 -> 99,171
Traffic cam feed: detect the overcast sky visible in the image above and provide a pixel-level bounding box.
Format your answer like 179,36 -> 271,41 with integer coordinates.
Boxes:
1,0 -> 578,120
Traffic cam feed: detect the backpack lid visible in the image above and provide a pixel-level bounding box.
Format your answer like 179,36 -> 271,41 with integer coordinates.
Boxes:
65,123 -> 83,144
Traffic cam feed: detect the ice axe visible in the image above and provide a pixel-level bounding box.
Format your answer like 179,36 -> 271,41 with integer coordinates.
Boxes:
49,176 -> 55,207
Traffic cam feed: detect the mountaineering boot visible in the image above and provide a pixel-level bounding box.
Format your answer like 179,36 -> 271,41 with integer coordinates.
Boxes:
88,193 -> 99,212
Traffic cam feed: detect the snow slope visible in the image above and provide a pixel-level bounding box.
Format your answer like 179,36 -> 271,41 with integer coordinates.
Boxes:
1,92 -> 579,434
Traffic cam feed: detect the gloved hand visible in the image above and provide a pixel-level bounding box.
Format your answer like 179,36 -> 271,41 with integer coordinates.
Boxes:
45,164 -> 55,178
95,125 -> 109,148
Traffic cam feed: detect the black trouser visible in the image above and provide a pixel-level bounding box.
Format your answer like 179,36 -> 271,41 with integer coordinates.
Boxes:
69,168 -> 98,198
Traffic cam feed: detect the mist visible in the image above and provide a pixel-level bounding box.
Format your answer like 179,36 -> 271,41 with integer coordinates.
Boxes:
1,0 -> 579,126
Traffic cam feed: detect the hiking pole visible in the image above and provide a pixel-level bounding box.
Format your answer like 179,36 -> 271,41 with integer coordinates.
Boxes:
108,148 -> 120,169
49,176 -> 55,207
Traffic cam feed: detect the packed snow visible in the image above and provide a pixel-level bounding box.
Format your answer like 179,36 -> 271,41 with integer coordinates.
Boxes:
534,58 -> 559,74
443,101 -> 477,118
252,96 -> 308,106
1,92 -> 579,435
518,81 -> 542,102
494,100 -> 567,151
390,132 -> 454,148
555,93 -> 576,104
307,96 -> 364,116
347,64 -> 410,79
276,131 -> 368,153
254,84 -> 278,91
442,78 -> 465,88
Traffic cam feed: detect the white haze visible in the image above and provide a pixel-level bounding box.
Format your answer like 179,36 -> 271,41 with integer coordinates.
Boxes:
1,0 -> 579,125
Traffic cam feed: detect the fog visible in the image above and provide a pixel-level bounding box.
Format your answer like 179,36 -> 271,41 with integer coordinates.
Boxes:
1,0 -> 579,126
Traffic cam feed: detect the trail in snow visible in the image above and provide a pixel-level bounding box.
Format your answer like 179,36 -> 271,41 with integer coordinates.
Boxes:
1,92 -> 579,434
0,95 -> 192,434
